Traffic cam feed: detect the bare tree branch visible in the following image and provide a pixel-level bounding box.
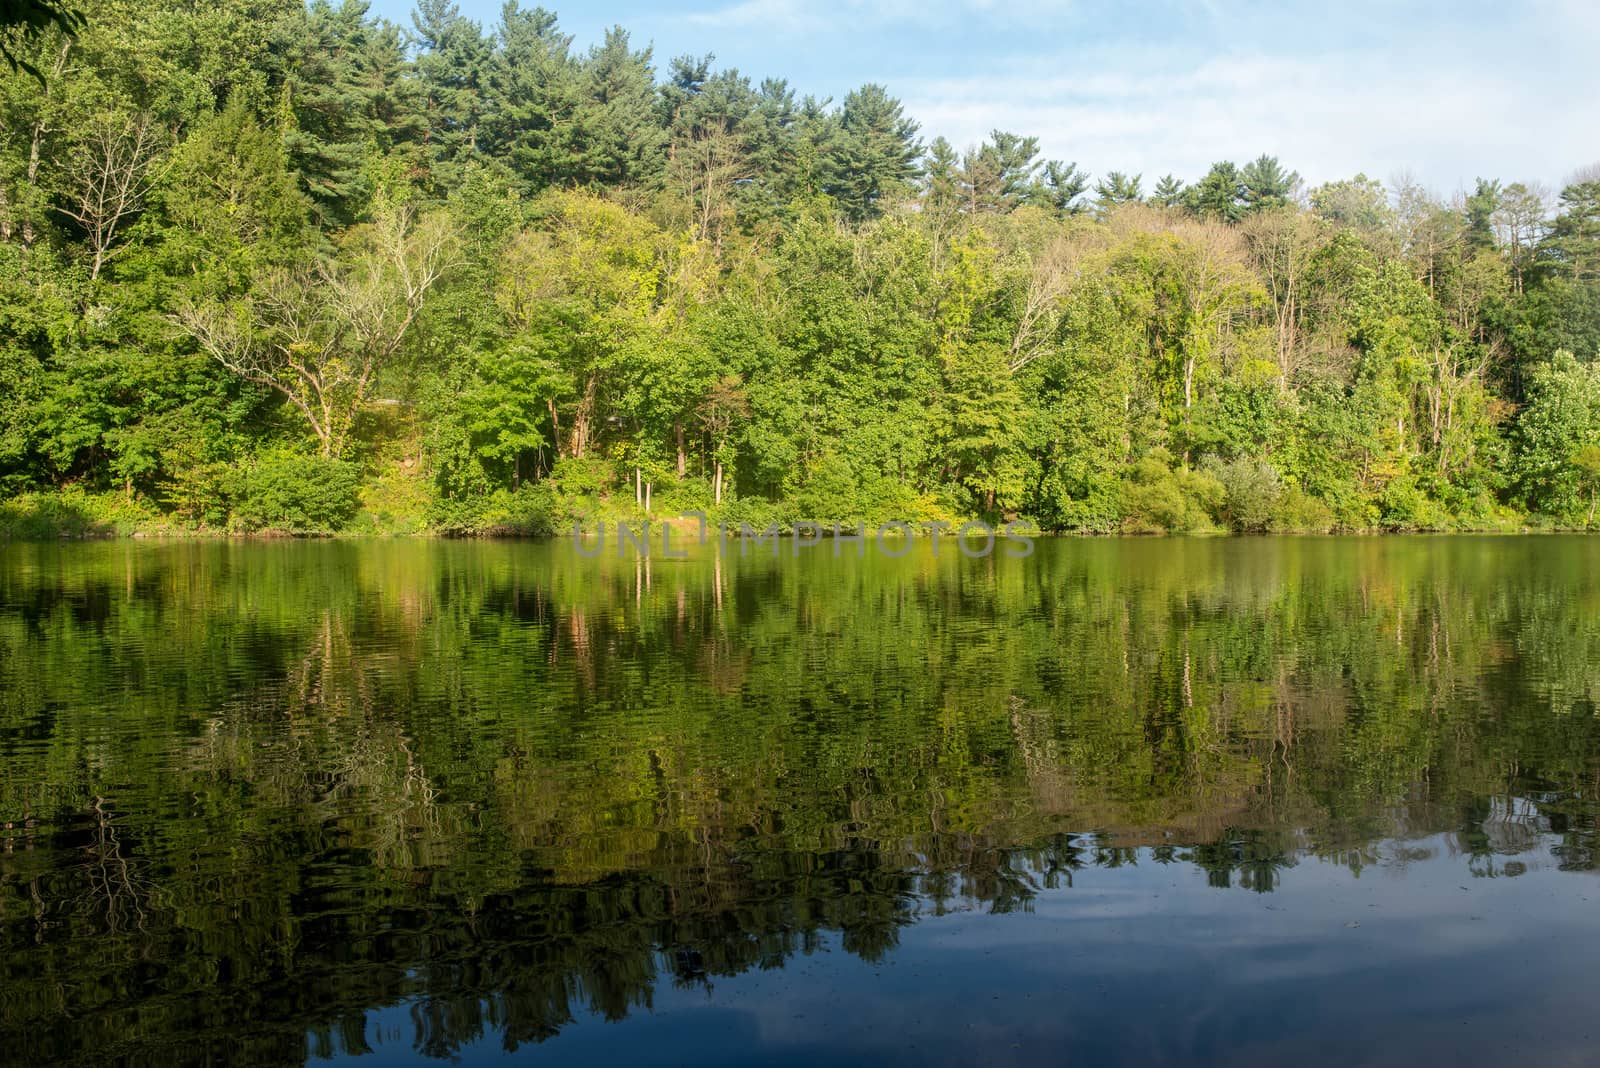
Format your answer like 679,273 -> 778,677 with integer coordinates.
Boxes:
55,111 -> 165,280
172,206 -> 459,456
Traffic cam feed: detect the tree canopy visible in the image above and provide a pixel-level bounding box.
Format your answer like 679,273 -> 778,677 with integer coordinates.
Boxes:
2,0 -> 1599,538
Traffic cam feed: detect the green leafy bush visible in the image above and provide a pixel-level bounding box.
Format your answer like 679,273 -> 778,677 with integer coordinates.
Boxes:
430,485 -> 560,536
0,488 -> 163,540
1377,473 -> 1449,531
1206,456 -> 1283,532
1513,353 -> 1600,524
1119,455 -> 1223,533
230,452 -> 361,533
353,466 -> 434,535
494,484 -> 559,536
1270,486 -> 1336,533
794,453 -> 859,521
711,495 -> 787,535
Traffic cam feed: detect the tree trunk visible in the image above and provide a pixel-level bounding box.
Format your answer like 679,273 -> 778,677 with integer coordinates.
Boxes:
569,377 -> 595,458
1278,287 -> 1296,389
675,422 -> 686,478
714,461 -> 723,505
21,41 -> 72,248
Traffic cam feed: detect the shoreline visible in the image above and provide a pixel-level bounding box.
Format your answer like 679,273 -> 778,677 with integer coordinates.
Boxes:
3,526 -> 1590,544
2,491 -> 1587,543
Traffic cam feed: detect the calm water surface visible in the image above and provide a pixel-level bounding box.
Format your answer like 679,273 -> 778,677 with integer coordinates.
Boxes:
2,537 -> 1599,1066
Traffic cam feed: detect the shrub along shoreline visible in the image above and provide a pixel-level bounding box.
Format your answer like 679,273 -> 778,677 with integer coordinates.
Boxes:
0,474 -> 1566,542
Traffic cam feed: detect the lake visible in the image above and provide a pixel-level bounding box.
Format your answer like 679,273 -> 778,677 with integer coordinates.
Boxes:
2,537 -> 1598,1066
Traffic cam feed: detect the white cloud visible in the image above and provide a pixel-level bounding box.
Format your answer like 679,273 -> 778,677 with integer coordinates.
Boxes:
604,0 -> 1600,190
900,46 -> 1597,191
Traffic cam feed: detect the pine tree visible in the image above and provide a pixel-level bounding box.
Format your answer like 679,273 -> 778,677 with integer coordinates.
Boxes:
1241,154 -> 1298,213
1094,171 -> 1142,215
1542,181 -> 1600,282
1463,177 -> 1501,252
959,130 -> 1041,214
922,136 -> 961,217
736,77 -> 800,219
276,0 -> 425,227
787,94 -> 840,201
832,83 -> 921,221
662,62 -> 758,240
1151,174 -> 1187,208
1040,160 -> 1089,216
479,3 -> 581,193
409,0 -> 489,189
1188,161 -> 1246,221
576,27 -> 666,188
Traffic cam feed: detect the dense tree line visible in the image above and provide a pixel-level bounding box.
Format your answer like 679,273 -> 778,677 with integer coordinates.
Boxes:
3,0 -> 1600,535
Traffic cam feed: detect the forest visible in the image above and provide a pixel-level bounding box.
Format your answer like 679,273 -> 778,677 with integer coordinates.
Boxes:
3,0 -> 1600,536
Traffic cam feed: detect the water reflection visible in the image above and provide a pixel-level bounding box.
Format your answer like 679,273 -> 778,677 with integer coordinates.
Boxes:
1,538 -> 1598,1064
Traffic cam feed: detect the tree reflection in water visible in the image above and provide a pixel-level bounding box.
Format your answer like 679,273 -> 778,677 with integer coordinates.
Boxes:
1,537 -> 1598,1063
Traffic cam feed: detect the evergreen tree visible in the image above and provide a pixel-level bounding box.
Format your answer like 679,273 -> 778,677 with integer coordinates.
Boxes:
1189,161 -> 1246,221
479,2 -> 580,193
1094,171 -> 1142,214
832,83 -> 921,221
276,0 -> 425,227
737,77 -> 800,217
1240,154 -> 1298,213
922,136 -> 962,218
959,130 -> 1041,214
409,0 -> 489,188
1541,181 -> 1600,281
787,93 -> 840,200
1151,174 -> 1186,208
1464,177 -> 1501,252
661,64 -> 757,241
576,27 -> 665,188
1040,159 -> 1089,215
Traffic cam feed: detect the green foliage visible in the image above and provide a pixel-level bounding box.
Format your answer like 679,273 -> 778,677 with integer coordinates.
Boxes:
1310,173 -> 1392,234
832,83 -> 922,221
352,460 -> 433,535
1378,471 -> 1451,531
0,485 -> 160,538
6,538 -> 1600,1057
1514,352 -> 1600,523
0,1 -> 1592,538
229,450 -> 361,532
431,483 -> 558,536
1271,485 -> 1336,533
1240,154 -> 1298,213
1188,161 -> 1246,221
1206,455 -> 1282,532
1119,454 -> 1222,533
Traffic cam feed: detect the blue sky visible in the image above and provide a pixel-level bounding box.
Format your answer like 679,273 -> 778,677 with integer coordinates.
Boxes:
367,0 -> 1600,195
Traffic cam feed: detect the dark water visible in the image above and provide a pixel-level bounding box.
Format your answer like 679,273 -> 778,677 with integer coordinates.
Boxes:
2,537 -> 1599,1066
